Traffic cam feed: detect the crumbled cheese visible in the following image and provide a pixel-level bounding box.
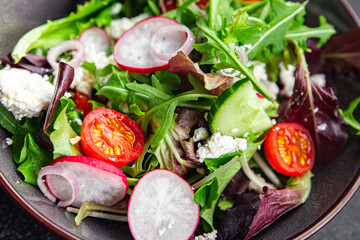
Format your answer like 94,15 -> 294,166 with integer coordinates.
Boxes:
272,119 -> 277,125
196,132 -> 247,163
71,67 -> 96,96
105,13 -> 150,40
317,123 -> 327,131
195,230 -> 218,240
248,174 -> 276,193
5,137 -> 13,146
110,2 -> 122,15
85,50 -> 116,70
231,128 -> 239,133
74,118 -> 82,126
69,136 -> 81,145
310,73 -> 326,87
193,127 -> 209,142
279,62 -> 297,97
0,68 -> 54,120
248,60 -> 279,99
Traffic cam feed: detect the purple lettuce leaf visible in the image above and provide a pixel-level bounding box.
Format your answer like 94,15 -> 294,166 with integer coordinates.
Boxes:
37,62 -> 74,148
217,190 -> 261,240
218,172 -> 312,240
169,51 -> 236,96
222,169 -> 250,197
284,59 -> 348,163
244,187 -> 305,239
323,28 -> 360,74
0,53 -> 52,75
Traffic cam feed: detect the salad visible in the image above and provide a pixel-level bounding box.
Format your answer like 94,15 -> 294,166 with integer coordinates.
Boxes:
0,0 -> 359,239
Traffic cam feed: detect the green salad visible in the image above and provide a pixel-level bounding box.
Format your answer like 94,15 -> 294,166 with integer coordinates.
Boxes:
0,0 -> 359,239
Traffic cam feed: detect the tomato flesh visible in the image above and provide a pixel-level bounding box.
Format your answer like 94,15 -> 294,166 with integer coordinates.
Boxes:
264,122 -> 315,176
81,107 -> 144,168
74,92 -> 93,116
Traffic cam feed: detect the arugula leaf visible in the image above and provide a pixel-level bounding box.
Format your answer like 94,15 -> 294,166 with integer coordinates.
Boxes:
237,0 -> 307,59
11,0 -> 116,62
286,16 -> 336,49
17,134 -> 52,185
194,19 -> 272,100
0,103 -> 19,134
340,97 -> 360,135
50,104 -> 82,159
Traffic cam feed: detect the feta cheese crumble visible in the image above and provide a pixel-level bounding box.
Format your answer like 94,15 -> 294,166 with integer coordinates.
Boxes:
196,132 -> 247,163
71,67 -> 96,96
310,73 -> 326,87
279,62 -> 296,97
193,127 -> 209,142
317,123 -> 327,131
249,60 -> 279,99
106,13 -> 150,40
0,68 -> 54,120
195,229 -> 218,240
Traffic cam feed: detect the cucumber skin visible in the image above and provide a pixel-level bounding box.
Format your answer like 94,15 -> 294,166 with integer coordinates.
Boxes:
208,78 -> 273,138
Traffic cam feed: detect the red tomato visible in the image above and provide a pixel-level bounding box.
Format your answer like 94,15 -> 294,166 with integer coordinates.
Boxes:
74,92 -> 93,116
264,122 -> 315,176
80,107 -> 144,168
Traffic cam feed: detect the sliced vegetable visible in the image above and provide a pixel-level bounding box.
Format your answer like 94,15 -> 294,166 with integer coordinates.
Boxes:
79,27 -> 111,53
208,79 -> 273,137
264,122 -> 315,176
113,16 -> 180,73
80,107 -> 144,168
150,24 -> 195,62
37,156 -> 128,207
74,91 -> 93,116
128,169 -> 200,240
47,40 -> 86,70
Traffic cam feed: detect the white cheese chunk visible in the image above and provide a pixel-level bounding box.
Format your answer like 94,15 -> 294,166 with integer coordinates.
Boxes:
249,60 -> 279,99
0,68 -> 54,120
279,62 -> 296,97
193,127 -> 209,142
196,132 -> 247,163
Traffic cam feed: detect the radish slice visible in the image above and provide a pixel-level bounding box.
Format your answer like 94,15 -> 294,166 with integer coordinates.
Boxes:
113,16 -> 179,74
150,24 -> 195,62
79,27 -> 111,53
47,39 -> 86,70
37,156 -> 128,208
128,169 -> 200,240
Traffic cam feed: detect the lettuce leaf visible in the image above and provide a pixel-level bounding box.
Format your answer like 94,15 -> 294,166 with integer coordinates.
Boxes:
11,0 -> 115,62
17,134 -> 53,185
50,103 -> 82,159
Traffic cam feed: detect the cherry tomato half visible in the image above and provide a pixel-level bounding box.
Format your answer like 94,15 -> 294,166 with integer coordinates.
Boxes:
264,122 -> 315,176
80,107 -> 144,168
74,92 -> 93,116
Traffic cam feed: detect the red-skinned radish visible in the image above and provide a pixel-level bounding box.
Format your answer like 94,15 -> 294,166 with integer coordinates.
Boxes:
79,27 -> 111,53
128,169 -> 200,240
113,16 -> 194,74
37,156 -> 128,208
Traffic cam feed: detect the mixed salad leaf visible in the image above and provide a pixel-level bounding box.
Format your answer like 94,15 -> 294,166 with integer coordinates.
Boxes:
0,0 -> 359,239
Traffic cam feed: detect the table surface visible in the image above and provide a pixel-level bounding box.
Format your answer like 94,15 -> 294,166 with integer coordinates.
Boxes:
1,1 -> 360,240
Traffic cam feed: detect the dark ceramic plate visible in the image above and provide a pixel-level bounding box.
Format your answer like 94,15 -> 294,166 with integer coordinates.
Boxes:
0,0 -> 359,239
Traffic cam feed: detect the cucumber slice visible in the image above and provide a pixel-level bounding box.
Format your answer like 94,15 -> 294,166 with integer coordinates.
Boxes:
208,79 -> 273,137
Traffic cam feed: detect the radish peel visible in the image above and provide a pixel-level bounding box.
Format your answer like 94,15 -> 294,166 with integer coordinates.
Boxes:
37,156 -> 128,208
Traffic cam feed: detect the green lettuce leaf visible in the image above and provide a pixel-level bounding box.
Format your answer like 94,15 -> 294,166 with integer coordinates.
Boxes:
340,97 -> 360,135
50,103 -> 82,158
0,103 -> 19,134
17,134 -> 52,185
